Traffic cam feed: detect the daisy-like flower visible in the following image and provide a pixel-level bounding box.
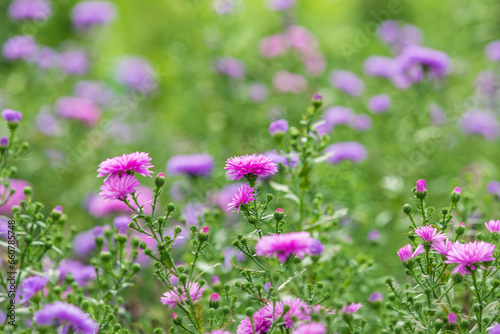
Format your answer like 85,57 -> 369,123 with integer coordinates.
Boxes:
485,219 -> 500,233
445,241 -> 496,275
227,184 -> 255,213
236,307 -> 272,334
19,275 -> 49,303
397,244 -> 424,262
368,292 -> 384,302
264,298 -> 311,328
255,232 -> 319,262
414,225 -> 447,242
292,322 -> 326,334
99,174 -> 140,200
97,152 -> 153,178
224,154 -> 278,181
160,282 -> 204,310
431,239 -> 454,256
341,303 -> 362,314
34,301 -> 98,334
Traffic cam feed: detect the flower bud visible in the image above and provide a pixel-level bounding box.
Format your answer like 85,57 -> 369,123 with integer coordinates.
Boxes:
312,93 -> 323,108
0,137 -> 8,150
100,251 -> 112,262
455,224 -> 465,236
245,307 -> 254,317
274,208 -> 285,221
415,179 -> 427,199
451,273 -> 464,285
199,226 -> 209,241
209,293 -> 220,309
451,187 -> 461,203
131,263 -> 141,274
166,203 -> 175,213
172,313 -> 183,326
289,126 -> 299,139
23,186 -> 32,196
477,232 -> 485,241
155,172 -> 166,188
403,204 -> 412,215
80,300 -> 91,312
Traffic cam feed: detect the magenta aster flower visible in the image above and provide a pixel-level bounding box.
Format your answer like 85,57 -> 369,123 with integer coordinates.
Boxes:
58,260 -> 96,286
445,241 -> 496,275
448,313 -> 457,324
8,0 -> 51,21
490,324 -> 500,334
264,298 -> 311,328
431,239 -> 454,256
237,307 -> 272,334
269,119 -> 289,135
292,322 -> 326,334
414,225 -> 447,242
160,282 -> 204,310
19,275 -> 49,303
260,33 -> 288,58
55,97 -> 101,126
341,303 -> 362,314
208,331 -> 232,334
227,184 -> 255,213
225,154 -> 278,181
397,244 -> 424,262
0,179 -> 31,215
99,174 -> 140,200
34,301 -> 98,334
485,220 -> 500,233
255,231 -> 317,262
416,179 -> 427,192
329,70 -> 364,96
2,109 -> 23,123
97,152 -> 153,178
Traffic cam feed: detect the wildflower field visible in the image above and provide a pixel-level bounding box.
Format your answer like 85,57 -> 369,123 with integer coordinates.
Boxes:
2,0 -> 500,333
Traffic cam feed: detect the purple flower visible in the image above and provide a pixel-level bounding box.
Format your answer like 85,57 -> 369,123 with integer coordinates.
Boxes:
445,241 -> 495,275
0,179 -> 31,215
263,298 -> 311,328
414,225 -> 446,242
324,106 -> 355,128
490,324 -> 500,334
227,184 -> 255,213
329,70 -> 364,96
485,41 -> 500,61
55,97 -> 101,126
34,301 -> 98,334
113,216 -> 130,233
431,239 -> 454,257
269,119 -> 289,135
416,179 -> 427,192
60,50 -> 89,75
292,323 -> 326,334
217,57 -> 245,79
263,150 -> 299,169
255,231 -> 318,262
74,81 -> 113,106
429,103 -> 446,126
2,35 -> 37,61
309,238 -> 324,255
368,292 -> 384,302
367,229 -> 380,241
225,154 -> 278,180
363,56 -> 396,78
448,313 -> 457,324
8,0 -> 51,21
34,47 -> 59,69
0,137 -> 9,148
160,282 -> 204,310
2,109 -> 23,123
341,303 -> 362,314
286,26 -> 316,52
377,21 -> 422,52
351,114 -> 372,131
97,152 -> 154,178
237,307 -> 272,334
273,71 -> 307,93
99,174 -> 140,200
304,52 -> 326,76
19,276 -> 49,303
368,94 -> 391,113
57,260 -> 96,286
71,1 -> 116,30
325,142 -> 367,164
115,56 -> 157,93
260,34 -> 288,58
476,71 -> 500,97
86,186 -> 153,217
249,83 -> 268,102
73,226 -> 104,257
485,220 -> 500,233
488,181 -> 500,197
36,109 -> 61,136
393,45 -> 450,86
181,202 -> 205,226
460,110 -> 499,139
267,0 -> 295,11
397,244 -> 424,262
167,153 -> 214,177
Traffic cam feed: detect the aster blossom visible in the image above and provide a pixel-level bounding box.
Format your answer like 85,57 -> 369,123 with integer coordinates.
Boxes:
431,239 -> 454,256
397,244 -> 424,262
227,184 -> 255,213
97,152 -> 154,178
160,282 -> 204,310
225,154 -> 278,181
292,322 -> 326,334
255,231 -> 321,262
34,301 -> 98,334
263,298 -> 311,328
414,225 -> 447,242
99,174 -> 140,200
341,303 -> 363,314
485,219 -> 500,233
236,307 -> 272,334
445,241 -> 495,275
19,275 -> 49,303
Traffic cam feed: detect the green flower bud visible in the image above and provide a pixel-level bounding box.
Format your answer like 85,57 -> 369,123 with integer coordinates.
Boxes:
100,252 -> 112,262
80,300 -> 91,312
131,237 -> 140,248
23,186 -> 32,196
173,225 -> 182,235
131,263 -> 141,274
155,172 -> 166,188
166,203 -> 175,213
403,204 -> 412,215
245,307 -> 254,317
116,234 -> 127,245
274,208 -> 284,221
451,273 -> 464,285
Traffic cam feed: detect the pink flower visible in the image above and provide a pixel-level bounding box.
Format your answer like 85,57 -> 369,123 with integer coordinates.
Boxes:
273,71 -> 308,94
341,303 -> 362,314
86,185 -> 153,217
445,241 -> 496,275
292,322 -> 326,334
55,97 -> 101,126
263,298 -> 311,328
224,154 -> 278,181
431,239 -> 454,256
227,184 -> 255,213
99,174 -> 139,200
485,219 -> 500,233
416,179 -> 427,192
237,307 -> 272,334
260,34 -> 288,58
448,313 -> 457,324
97,152 -> 154,178
453,187 -> 461,194
160,282 -> 204,310
397,244 -> 424,262
414,225 -> 447,242
0,179 -> 31,215
255,232 -> 318,262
